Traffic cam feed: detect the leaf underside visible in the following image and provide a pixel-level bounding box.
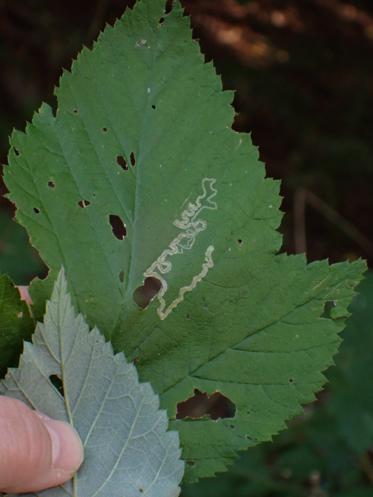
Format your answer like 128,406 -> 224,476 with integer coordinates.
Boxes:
1,269 -> 184,497
4,0 -> 366,481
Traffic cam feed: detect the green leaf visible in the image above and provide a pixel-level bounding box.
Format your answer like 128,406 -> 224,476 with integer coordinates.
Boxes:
0,211 -> 44,284
1,269 -> 184,497
329,272 -> 373,453
0,274 -> 33,376
3,0 -> 366,481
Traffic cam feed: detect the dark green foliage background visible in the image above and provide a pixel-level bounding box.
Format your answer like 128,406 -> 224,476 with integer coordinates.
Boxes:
0,0 -> 372,495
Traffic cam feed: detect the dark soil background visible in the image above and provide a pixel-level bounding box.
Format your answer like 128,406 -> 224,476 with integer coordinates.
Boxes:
1,0 -> 373,275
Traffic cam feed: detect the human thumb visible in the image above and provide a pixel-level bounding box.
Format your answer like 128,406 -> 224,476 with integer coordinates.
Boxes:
0,397 -> 84,493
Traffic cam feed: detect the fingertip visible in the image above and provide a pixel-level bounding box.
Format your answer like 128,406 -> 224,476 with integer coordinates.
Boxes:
0,398 -> 84,493
17,286 -> 32,305
37,415 -> 84,474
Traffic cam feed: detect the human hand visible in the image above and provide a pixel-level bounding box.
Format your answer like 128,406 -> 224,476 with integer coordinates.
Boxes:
0,286 -> 84,493
0,397 -> 84,493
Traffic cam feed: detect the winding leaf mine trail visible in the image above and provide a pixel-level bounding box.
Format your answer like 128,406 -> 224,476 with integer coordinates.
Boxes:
144,178 -> 218,320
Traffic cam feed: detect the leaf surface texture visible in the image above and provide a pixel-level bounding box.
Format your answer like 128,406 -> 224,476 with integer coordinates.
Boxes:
4,0 -> 366,480
1,270 -> 183,497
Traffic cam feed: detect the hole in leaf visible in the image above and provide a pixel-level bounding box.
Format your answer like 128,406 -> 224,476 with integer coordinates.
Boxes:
165,0 -> 173,14
48,180 -> 55,189
177,389 -> 236,420
49,375 -> 64,396
159,17 -> 165,24
33,207 -> 40,214
14,148 -> 20,156
119,270 -> 125,283
117,155 -> 128,171
73,108 -> 78,114
78,200 -> 91,208
133,277 -> 162,309
289,378 -> 294,384
322,300 -> 336,318
237,239 -> 243,245
102,127 -> 108,133
247,435 -> 258,442
152,104 -> 156,110
109,215 -> 127,240
130,152 -> 136,167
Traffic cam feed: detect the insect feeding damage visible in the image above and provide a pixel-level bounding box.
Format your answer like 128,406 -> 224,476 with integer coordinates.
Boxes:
143,178 -> 218,320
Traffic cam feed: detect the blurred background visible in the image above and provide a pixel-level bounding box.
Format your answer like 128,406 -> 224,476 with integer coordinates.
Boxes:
0,0 -> 372,495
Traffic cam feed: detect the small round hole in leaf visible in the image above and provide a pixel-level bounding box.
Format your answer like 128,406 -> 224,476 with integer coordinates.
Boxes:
48,180 -> 55,189
33,207 -> 40,214
78,200 -> 91,208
